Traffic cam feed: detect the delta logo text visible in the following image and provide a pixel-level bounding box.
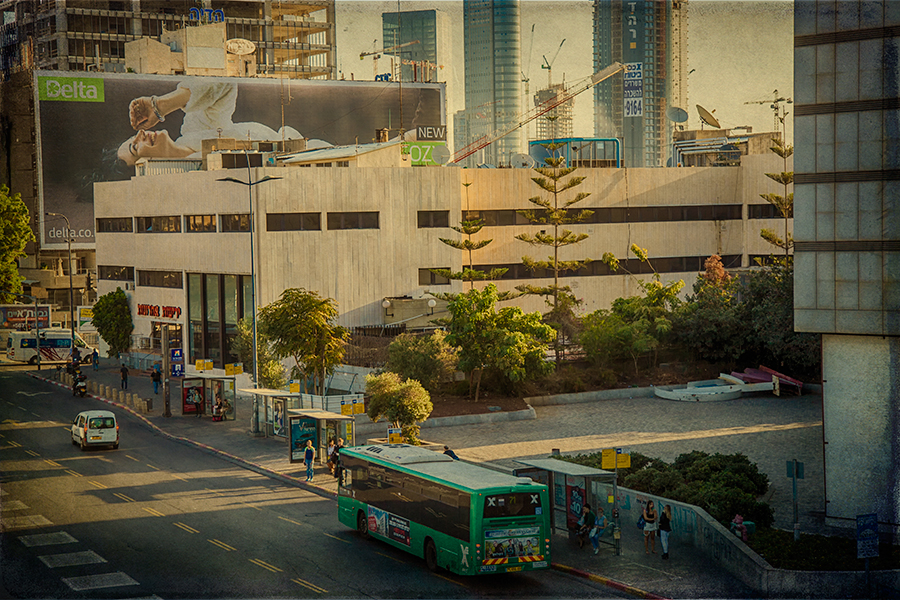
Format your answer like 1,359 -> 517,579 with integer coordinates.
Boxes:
38,76 -> 105,102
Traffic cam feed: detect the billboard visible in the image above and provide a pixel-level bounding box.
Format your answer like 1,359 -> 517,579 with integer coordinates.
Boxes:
34,71 -> 446,249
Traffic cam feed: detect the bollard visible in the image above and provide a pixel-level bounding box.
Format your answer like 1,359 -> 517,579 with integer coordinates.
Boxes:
104,385 -> 111,399
145,397 -> 153,412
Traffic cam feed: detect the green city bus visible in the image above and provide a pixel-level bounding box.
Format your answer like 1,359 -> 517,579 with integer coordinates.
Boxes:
337,444 -> 552,575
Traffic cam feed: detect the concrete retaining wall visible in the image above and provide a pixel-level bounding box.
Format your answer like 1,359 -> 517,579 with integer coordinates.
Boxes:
597,484 -> 899,598
353,406 -> 537,437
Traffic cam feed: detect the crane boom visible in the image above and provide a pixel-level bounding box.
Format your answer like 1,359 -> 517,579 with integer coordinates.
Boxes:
450,62 -> 626,165
360,40 -> 420,59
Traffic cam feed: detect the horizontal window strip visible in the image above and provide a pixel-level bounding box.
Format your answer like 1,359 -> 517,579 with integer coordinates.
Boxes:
795,240 -> 900,252
465,205 -> 753,225
795,170 -> 900,184
473,255 -> 743,280
794,98 -> 900,115
794,24 -> 900,47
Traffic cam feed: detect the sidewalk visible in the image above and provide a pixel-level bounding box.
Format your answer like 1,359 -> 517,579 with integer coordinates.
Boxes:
30,362 -> 756,599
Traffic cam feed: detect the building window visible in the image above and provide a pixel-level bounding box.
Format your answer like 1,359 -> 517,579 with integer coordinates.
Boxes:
327,212 -> 379,230
749,204 -> 782,219
316,162 -> 332,167
221,214 -> 251,232
186,215 -> 216,232
96,218 -> 133,233
418,210 -> 450,228
137,270 -> 183,288
266,212 -> 322,231
419,268 -> 450,285
98,265 -> 134,281
336,161 -> 350,167
136,216 -> 181,233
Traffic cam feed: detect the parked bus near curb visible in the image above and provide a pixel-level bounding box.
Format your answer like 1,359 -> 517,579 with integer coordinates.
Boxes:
6,329 -> 95,365
337,444 -> 551,575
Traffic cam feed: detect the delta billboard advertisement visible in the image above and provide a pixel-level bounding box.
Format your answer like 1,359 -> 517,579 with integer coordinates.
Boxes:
34,71 -> 446,249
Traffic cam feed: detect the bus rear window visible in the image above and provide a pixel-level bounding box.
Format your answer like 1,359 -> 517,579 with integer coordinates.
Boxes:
483,492 -> 543,518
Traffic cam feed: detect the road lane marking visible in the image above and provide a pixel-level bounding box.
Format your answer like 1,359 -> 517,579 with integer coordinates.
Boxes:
1,515 -> 53,530
436,573 -> 468,588
248,558 -> 282,572
62,572 -> 139,591
292,578 -> 327,593
173,522 -> 198,534
209,539 -> 236,551
19,531 -> 78,546
2,500 -> 28,510
146,464 -> 160,470
125,455 -> 140,462
24,450 -> 39,457
39,550 -> 107,568
172,474 -> 188,482
64,469 -> 82,477
30,412 -> 40,418
142,507 -> 165,517
43,459 -> 60,467
89,481 -> 107,489
375,551 -> 404,564
322,532 -> 350,544
278,516 -> 304,527
8,440 -> 21,447
113,493 -> 135,502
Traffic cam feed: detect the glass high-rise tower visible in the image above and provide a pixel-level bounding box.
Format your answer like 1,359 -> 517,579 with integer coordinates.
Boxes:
382,9 -> 450,84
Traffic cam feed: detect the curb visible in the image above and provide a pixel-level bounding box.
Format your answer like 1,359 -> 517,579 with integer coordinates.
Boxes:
551,563 -> 669,599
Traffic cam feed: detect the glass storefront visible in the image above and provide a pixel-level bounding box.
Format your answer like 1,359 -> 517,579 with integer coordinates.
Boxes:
187,273 -> 252,368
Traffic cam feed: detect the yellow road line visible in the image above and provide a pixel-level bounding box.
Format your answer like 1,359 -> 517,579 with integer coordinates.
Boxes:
173,522 -> 199,533
24,450 -> 39,457
8,440 -> 21,447
89,481 -> 107,489
322,532 -> 350,544
375,551 -> 404,564
64,469 -> 82,477
43,458 -> 60,467
172,474 -> 188,481
142,507 -> 165,517
113,493 -> 135,502
125,455 -> 140,462
292,578 -> 327,593
278,516 -> 304,527
209,539 -> 236,552
248,558 -> 282,573
436,573 -> 468,588
146,464 -> 160,470
30,412 -> 40,418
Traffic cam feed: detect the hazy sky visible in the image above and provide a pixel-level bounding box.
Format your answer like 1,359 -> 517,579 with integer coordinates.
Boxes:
334,1 -> 794,144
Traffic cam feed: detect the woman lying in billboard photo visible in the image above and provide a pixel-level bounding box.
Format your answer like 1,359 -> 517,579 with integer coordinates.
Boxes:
117,79 -> 328,165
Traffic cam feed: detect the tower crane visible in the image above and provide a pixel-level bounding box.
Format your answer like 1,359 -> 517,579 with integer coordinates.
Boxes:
744,89 -> 793,135
541,38 -> 566,87
451,62 -> 626,165
360,40 -> 420,80
522,24 -> 536,99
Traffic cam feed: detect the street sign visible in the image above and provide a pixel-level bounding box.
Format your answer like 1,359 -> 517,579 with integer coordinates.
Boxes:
388,427 -> 402,444
170,348 -> 184,362
601,448 -> 631,469
171,363 -> 184,377
352,397 -> 365,414
289,380 -> 301,394
857,513 -> 879,559
340,399 -> 353,416
786,460 -> 805,479
225,363 -> 243,376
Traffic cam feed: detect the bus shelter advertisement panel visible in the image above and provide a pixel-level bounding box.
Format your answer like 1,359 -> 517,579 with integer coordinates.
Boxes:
33,71 -> 446,249
290,417 -> 317,463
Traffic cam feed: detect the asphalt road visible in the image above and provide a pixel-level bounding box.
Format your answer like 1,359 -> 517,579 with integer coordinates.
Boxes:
1,371 -> 630,599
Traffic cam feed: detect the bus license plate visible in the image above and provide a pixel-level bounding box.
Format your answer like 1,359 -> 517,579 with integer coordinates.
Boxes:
506,566 -> 522,572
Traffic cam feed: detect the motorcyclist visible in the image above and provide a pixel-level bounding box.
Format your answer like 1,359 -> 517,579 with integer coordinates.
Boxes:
73,370 -> 87,396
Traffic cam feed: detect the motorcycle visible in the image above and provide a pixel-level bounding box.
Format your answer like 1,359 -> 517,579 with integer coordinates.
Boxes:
73,373 -> 87,398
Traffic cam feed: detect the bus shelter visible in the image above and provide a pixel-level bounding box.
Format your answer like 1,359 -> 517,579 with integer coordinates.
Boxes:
513,458 -> 620,554
237,388 -> 304,438
180,373 -> 237,419
287,408 -> 355,465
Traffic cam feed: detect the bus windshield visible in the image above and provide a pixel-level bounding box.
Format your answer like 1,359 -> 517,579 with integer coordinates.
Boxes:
483,492 -> 543,518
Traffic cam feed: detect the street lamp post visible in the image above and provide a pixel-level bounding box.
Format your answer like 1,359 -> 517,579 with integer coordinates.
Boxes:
45,212 -> 76,357
218,151 -> 281,435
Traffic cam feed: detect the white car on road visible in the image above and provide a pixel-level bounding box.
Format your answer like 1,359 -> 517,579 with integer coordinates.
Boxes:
71,410 -> 119,450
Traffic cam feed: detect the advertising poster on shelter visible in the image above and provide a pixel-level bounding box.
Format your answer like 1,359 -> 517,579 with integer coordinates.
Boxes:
290,417 -> 317,462
182,384 -> 204,414
33,71 -> 445,249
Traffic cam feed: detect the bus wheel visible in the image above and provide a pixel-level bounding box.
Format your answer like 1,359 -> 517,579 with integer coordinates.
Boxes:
28,356 -> 37,365
424,539 -> 438,572
357,511 -> 369,538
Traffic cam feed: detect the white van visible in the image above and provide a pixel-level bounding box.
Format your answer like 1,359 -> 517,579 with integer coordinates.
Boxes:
6,329 -> 95,365
71,410 -> 119,450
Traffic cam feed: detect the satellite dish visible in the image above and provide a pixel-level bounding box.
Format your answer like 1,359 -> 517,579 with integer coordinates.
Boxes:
511,153 -> 536,169
431,145 -> 451,165
666,106 -> 689,123
697,105 -> 721,129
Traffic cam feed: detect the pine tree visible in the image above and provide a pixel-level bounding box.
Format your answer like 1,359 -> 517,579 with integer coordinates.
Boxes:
760,113 -> 793,256
515,143 -> 593,363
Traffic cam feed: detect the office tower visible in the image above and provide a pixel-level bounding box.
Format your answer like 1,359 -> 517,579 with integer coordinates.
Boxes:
381,9 -> 450,83
534,84 -> 574,141
794,0 -> 900,533
0,0 -> 336,79
592,0 -> 688,167
455,0 -> 523,167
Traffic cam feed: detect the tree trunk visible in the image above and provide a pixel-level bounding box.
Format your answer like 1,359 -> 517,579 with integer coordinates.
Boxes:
473,368 -> 483,403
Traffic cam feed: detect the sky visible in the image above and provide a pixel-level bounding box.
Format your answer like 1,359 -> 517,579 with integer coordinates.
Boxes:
334,1 -> 794,145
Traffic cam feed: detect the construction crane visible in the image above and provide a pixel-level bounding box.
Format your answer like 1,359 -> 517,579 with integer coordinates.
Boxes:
541,38 -> 566,87
450,62 -> 626,165
521,24 -> 536,141
744,89 -> 793,135
360,40 -> 420,80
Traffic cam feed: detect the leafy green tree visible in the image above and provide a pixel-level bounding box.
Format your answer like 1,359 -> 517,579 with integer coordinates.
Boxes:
0,185 -> 36,303
365,371 -> 433,444
91,287 -> 133,357
258,288 -> 349,395
673,255 -> 746,364
385,330 -> 458,393
760,135 -> 793,255
445,284 -> 554,401
230,318 -> 286,389
516,143 -> 593,362
430,181 -> 508,295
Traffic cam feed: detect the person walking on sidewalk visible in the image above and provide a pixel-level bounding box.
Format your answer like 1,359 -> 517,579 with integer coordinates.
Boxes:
303,440 -> 316,482
151,369 -> 161,394
91,348 -> 99,371
120,364 -> 129,390
659,504 -> 673,559
643,500 -> 658,554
